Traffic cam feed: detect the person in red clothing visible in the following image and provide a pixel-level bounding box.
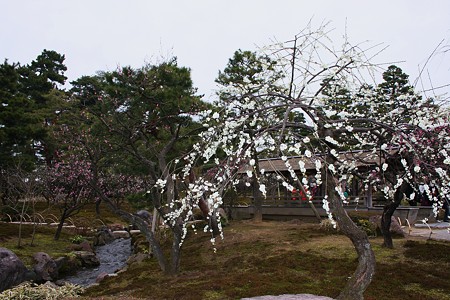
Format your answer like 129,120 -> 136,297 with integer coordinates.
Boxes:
299,188 -> 308,201
291,188 -> 298,201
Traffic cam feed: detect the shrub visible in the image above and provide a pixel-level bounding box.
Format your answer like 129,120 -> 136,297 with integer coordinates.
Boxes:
70,235 -> 85,244
0,281 -> 84,299
356,219 -> 377,237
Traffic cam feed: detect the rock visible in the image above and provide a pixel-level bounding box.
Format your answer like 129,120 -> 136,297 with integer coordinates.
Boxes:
79,240 -> 94,252
108,223 -> 125,231
369,215 -> 405,237
95,272 -> 109,283
54,256 -> 67,266
69,240 -> 94,252
54,279 -> 67,286
54,256 -> 68,274
112,230 -> 130,239
42,280 -> 59,289
55,254 -> 82,277
72,251 -> 100,267
94,226 -> 115,246
126,252 -> 149,265
129,229 -> 141,236
0,247 -> 29,292
33,252 -> 59,283
136,209 -> 153,224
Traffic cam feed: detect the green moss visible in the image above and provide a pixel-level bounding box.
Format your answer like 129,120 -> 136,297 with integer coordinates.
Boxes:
0,223 -> 75,267
2,216 -> 449,300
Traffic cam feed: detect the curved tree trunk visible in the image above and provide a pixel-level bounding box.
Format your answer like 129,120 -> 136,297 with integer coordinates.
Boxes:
381,182 -> 408,248
381,201 -> 398,248
94,188 -> 170,273
326,172 -> 376,300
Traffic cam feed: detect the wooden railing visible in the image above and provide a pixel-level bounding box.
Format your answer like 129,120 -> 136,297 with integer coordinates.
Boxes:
234,195 -> 371,208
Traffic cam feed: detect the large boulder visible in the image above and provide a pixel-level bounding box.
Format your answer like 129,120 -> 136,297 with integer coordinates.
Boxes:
136,209 -> 153,224
72,251 -> 100,267
67,240 -> 94,252
93,226 -> 115,246
0,247 -> 29,292
33,252 -> 59,283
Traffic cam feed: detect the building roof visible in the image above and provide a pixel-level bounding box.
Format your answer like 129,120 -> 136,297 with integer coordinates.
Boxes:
238,150 -> 392,173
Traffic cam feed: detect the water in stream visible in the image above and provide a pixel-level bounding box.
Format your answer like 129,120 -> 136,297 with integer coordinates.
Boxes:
64,238 -> 132,286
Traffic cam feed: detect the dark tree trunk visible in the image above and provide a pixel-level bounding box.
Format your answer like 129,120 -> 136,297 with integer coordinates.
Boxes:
198,196 -> 220,236
253,178 -> 263,222
326,171 -> 376,300
54,212 -> 67,241
209,214 -> 220,237
169,225 -> 183,275
95,199 -> 101,216
251,146 -> 263,222
381,182 -> 408,248
193,171 -> 221,236
94,188 -> 170,273
381,202 -> 398,248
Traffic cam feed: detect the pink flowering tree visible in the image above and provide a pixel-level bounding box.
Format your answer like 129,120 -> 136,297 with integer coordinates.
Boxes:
158,23 -> 449,299
43,153 -> 94,240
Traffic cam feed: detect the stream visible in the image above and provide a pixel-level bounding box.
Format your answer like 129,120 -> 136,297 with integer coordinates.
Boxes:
64,238 -> 132,286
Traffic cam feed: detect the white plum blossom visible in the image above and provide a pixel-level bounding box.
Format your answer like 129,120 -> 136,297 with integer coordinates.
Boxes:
315,160 -> 322,170
328,164 -> 336,173
115,103 -> 130,113
401,159 -> 407,167
155,179 -> 167,189
324,109 -> 337,118
304,149 -> 312,158
259,184 -> 267,196
298,161 -> 306,173
325,136 -> 339,145
330,149 -> 338,158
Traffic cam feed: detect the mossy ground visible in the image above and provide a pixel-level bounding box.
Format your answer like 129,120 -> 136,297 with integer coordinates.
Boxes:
1,202 -> 449,300
82,220 -> 449,300
0,201 -> 126,267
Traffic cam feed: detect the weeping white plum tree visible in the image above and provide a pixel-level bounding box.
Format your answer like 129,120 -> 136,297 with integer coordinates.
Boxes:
158,23 -> 450,299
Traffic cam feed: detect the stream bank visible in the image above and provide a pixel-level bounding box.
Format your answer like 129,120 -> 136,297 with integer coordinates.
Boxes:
64,237 -> 132,286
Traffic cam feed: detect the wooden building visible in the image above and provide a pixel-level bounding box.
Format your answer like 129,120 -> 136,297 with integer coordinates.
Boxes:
227,150 -> 429,223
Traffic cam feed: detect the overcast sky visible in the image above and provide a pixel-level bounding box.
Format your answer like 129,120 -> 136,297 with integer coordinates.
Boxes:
2,0 -> 450,100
